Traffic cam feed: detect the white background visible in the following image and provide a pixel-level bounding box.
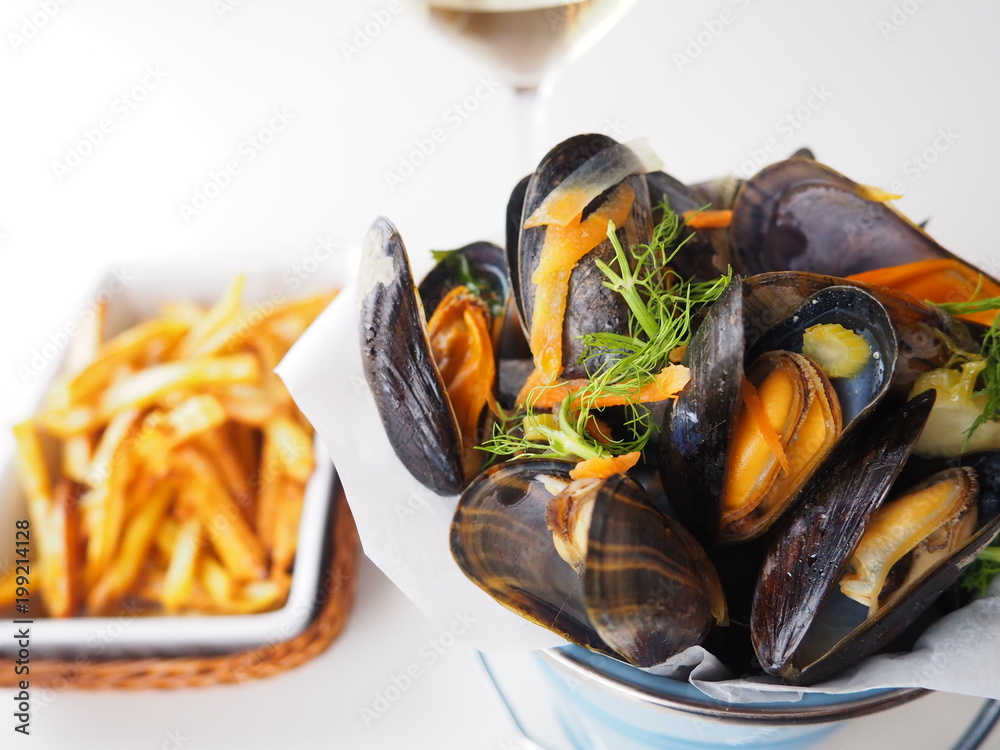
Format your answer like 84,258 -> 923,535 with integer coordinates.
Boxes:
2,0 -> 1000,748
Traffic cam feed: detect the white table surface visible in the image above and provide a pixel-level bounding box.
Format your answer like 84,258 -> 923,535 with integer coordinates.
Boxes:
2,0 -> 1000,747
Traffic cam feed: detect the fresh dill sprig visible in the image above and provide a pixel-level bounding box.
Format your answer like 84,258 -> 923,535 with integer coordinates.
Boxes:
961,546 -> 1000,598
966,322 -> 1000,439
429,248 -> 503,318
930,296 -> 1000,596
936,296 -> 1000,316
480,199 -> 732,462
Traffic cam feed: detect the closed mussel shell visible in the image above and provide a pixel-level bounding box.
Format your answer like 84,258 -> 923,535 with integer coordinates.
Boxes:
584,473 -> 727,666
731,158 -> 951,277
450,459 -> 611,654
450,458 -> 725,667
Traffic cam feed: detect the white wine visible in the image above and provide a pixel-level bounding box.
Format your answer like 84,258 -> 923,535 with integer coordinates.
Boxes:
423,0 -> 632,90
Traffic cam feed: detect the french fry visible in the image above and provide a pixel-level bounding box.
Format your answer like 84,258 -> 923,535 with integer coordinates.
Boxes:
10,275 -> 328,618
80,407 -> 141,582
62,319 -> 189,405
98,355 -> 260,421
255,431 -> 284,549
175,448 -> 266,581
271,478 -> 305,574
199,554 -> 234,609
88,482 -> 172,613
228,579 -> 286,614
135,395 -> 228,474
161,518 -> 201,613
61,433 -> 94,483
175,275 -> 245,358
263,414 -> 315,483
0,568 -> 17,610
12,423 -> 84,616
217,385 -> 283,426
161,299 -> 205,327
227,421 -> 260,481
196,428 -> 252,506
12,420 -> 53,514
45,478 -> 86,617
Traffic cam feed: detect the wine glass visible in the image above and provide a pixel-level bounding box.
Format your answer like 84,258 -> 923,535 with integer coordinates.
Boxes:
411,0 -> 639,169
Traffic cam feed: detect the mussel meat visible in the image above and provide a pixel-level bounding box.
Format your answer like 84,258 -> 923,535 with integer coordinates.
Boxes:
663,275 -> 898,545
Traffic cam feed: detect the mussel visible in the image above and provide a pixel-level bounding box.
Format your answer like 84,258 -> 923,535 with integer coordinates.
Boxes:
514,134 -> 654,380
358,218 -> 506,495
731,157 -> 948,277
645,169 -> 735,282
752,393 -> 1000,685
450,458 -> 727,667
730,157 -> 1000,310
662,274 -> 898,545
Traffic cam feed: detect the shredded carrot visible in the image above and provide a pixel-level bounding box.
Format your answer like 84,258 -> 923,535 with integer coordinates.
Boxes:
518,365 -> 691,410
848,259 -> 1000,326
528,184 -> 635,380
584,414 -> 614,444
683,209 -> 733,229
427,287 -> 494,480
741,378 -> 790,476
570,451 -> 641,480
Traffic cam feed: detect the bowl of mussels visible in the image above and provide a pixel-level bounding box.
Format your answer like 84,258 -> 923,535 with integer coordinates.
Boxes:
292,133 -> 1000,739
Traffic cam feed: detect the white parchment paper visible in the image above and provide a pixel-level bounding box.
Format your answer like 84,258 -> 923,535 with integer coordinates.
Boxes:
277,252 -> 1000,703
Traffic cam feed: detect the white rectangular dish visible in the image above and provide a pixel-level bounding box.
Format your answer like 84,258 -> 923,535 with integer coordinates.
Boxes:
0,253 -> 352,659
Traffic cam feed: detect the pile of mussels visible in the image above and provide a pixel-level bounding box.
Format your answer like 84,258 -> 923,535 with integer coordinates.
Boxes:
358,134 -> 1000,685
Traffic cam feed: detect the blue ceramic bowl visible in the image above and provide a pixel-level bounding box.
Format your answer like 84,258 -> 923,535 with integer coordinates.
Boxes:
532,646 -> 925,750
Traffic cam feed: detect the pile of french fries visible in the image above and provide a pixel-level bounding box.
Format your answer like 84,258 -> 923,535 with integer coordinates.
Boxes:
4,276 -> 335,617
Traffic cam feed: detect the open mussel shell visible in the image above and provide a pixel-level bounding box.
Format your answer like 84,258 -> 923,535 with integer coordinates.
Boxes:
662,275 -> 899,545
752,391 -> 1000,685
418,241 -> 508,324
745,284 -> 897,427
505,173 -> 531,332
517,134 -> 653,378
417,239 -> 528,361
358,218 -> 465,495
450,458 -> 725,667
660,279 -> 745,544
731,158 -> 952,277
742,270 -> 980,398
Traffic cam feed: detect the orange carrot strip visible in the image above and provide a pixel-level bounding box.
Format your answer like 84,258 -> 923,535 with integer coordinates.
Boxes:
584,414 -> 614,444
570,451 -> 641,480
741,378 -> 790,475
519,365 -> 690,410
848,259 -> 1000,326
529,183 -> 635,380
683,209 -> 733,229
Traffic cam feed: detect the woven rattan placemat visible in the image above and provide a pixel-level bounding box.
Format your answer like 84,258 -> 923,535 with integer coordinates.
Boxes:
1,490 -> 359,690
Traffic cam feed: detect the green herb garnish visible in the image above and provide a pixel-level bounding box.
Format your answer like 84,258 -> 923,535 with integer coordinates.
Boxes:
962,546 -> 1000,598
933,296 -> 1000,595
932,297 -> 1000,440
429,248 -> 503,319
480,200 -> 731,463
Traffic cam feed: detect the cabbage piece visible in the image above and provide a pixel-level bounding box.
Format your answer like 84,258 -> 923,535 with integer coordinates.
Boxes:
910,360 -> 1000,456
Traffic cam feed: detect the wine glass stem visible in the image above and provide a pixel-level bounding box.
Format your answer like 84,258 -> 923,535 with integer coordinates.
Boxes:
512,82 -> 549,173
